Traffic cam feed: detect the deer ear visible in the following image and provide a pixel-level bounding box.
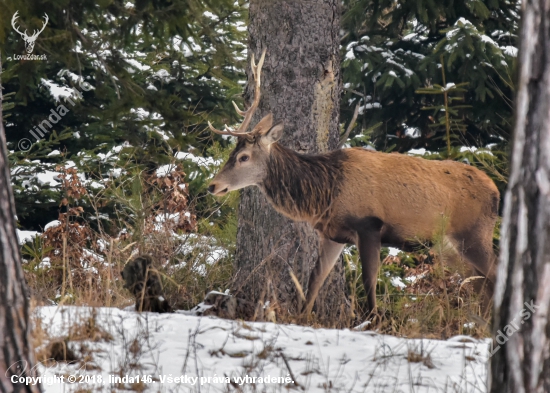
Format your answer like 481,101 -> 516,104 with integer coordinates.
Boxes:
251,113 -> 273,135
261,121 -> 284,146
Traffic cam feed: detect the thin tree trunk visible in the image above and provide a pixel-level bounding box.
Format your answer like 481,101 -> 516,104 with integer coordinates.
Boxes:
489,0 -> 550,391
232,0 -> 350,325
0,56 -> 41,393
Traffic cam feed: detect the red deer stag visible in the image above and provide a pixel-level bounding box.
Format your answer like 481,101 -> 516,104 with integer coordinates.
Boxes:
207,50 -> 500,316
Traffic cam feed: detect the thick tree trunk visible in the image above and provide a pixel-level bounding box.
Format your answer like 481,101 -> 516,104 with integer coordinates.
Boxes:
231,0 -> 349,325
0,56 -> 41,393
489,0 -> 550,391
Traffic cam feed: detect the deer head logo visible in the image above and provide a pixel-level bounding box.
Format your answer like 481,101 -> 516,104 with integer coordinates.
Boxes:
11,11 -> 49,54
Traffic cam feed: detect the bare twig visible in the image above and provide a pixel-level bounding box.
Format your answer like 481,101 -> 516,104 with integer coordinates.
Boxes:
280,352 -> 305,390
344,87 -> 366,98
288,269 -> 306,302
138,265 -> 150,312
62,235 -> 67,298
106,238 -> 114,307
338,103 -> 360,149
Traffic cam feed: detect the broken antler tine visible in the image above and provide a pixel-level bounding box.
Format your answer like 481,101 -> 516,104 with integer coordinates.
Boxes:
255,49 -> 267,81
208,49 -> 266,137
234,48 -> 267,135
232,101 -> 247,116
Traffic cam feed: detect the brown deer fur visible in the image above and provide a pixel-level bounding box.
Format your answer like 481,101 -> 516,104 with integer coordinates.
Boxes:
209,118 -> 500,316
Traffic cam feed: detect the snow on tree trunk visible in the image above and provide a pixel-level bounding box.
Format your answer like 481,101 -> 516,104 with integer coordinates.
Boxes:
231,0 -> 350,324
0,56 -> 42,393
490,0 -> 550,391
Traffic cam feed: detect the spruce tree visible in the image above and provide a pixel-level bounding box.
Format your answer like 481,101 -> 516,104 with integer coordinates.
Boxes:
0,0 -> 247,228
341,0 -> 519,155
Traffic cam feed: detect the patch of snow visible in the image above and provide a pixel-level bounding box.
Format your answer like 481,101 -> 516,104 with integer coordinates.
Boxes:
460,146 -> 494,156
391,276 -> 407,289
109,168 -> 123,178
358,103 -> 382,115
96,239 -> 109,252
153,69 -> 174,83
82,249 -> 104,264
444,82 -> 456,91
388,247 -> 401,256
130,107 -> 150,120
405,274 -> 425,284
35,306 -> 491,393
40,79 -> 79,102
408,148 -> 431,156
16,229 -> 40,245
403,125 -> 421,138
481,35 -> 497,46
36,171 -> 61,187
353,320 -> 372,331
203,11 -> 219,20
88,180 -> 104,189
125,58 -> 151,72
44,220 -> 61,230
502,46 -> 518,57
175,152 -> 222,167
156,164 -> 177,178
38,257 -> 51,269
155,212 -> 181,226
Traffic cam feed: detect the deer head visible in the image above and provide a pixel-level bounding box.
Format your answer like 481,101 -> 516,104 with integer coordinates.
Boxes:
207,49 -> 285,196
11,11 -> 49,54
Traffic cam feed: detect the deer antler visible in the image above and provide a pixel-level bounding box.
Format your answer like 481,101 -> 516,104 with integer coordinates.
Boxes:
30,14 -> 49,39
208,49 -> 267,137
11,11 -> 27,38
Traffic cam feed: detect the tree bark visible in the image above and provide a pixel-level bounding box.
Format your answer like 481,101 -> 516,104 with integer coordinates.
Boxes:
0,56 -> 42,392
489,0 -> 550,391
231,0 -> 349,325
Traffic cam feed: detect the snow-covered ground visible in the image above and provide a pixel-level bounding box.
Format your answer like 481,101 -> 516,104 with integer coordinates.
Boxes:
33,306 -> 490,393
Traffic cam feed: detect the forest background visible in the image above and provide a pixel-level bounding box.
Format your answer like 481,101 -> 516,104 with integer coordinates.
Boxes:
0,0 -> 518,333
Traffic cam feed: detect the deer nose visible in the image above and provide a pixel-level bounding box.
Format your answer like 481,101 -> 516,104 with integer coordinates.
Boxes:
207,184 -> 216,194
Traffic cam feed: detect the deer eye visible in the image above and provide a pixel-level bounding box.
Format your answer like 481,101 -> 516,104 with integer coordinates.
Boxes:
239,155 -> 249,162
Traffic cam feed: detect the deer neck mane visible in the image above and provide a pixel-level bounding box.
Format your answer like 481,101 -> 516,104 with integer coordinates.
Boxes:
260,143 -> 346,221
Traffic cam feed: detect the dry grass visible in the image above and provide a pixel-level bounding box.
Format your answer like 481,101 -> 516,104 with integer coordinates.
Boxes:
25,218 -> 491,340
344,241 -> 491,339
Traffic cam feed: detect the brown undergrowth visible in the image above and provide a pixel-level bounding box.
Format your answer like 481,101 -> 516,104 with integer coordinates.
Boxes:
22,162 -> 234,312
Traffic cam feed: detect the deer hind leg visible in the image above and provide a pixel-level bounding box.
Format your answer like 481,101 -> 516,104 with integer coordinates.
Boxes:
303,236 -> 345,316
357,230 -> 382,314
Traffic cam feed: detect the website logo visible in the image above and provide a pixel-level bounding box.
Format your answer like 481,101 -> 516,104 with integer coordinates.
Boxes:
11,11 -> 48,59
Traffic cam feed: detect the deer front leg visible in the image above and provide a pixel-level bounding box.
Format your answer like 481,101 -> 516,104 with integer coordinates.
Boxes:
357,229 -> 381,314
302,236 -> 345,316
